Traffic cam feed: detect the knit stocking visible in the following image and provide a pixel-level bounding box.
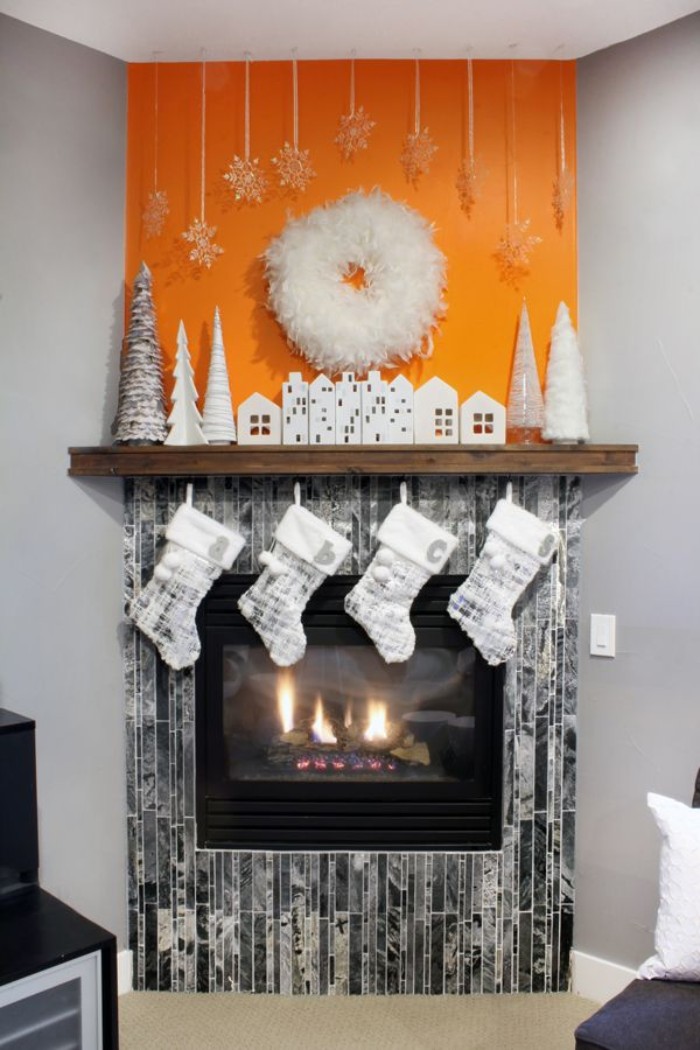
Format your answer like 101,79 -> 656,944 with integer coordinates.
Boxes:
344,491 -> 457,663
447,498 -> 557,666
238,497 -> 351,667
129,499 -> 245,670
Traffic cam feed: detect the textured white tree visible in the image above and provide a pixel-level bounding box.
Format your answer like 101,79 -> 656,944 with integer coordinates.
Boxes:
114,261 -> 167,444
164,321 -> 207,445
202,307 -> 237,444
506,301 -> 544,443
543,302 -> 590,443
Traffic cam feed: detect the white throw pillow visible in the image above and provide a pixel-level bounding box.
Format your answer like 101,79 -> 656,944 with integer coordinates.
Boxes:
638,792 -> 700,980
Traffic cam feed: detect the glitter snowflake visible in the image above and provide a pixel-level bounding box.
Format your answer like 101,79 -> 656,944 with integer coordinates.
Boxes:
223,155 -> 269,205
455,159 -> 482,217
182,217 -> 224,270
494,220 -> 542,286
143,189 -> 170,238
552,168 -> 575,230
400,128 -> 438,185
271,143 -> 316,194
335,106 -> 376,161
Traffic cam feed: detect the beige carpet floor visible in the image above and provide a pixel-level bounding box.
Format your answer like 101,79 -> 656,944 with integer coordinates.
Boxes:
119,991 -> 598,1049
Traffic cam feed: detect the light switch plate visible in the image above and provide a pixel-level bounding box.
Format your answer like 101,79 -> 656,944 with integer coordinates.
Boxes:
590,613 -> 616,657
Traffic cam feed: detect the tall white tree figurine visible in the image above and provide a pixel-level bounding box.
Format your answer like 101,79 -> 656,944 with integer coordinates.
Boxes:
114,261 -> 168,444
506,301 -> 545,443
165,321 -> 208,445
202,307 -> 236,444
543,301 -> 590,443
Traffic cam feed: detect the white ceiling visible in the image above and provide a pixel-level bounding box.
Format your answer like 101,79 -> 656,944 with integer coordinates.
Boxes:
2,0 -> 698,62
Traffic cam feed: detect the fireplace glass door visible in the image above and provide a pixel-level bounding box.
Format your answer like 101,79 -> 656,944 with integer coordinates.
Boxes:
196,576 -> 503,851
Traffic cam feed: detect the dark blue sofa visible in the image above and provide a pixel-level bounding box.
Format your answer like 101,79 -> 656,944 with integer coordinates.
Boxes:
574,770 -> 700,1050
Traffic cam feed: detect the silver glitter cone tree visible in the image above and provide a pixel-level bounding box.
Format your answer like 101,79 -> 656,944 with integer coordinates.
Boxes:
506,301 -> 545,443
164,321 -> 207,445
114,262 -> 167,444
543,302 -> 590,443
202,307 -> 236,444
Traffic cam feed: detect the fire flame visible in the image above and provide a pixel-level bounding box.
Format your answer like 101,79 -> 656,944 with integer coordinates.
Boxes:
311,696 -> 337,745
364,700 -> 388,742
278,674 -> 295,734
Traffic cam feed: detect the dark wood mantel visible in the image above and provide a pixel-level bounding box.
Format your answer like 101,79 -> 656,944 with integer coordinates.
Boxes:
68,443 -> 638,478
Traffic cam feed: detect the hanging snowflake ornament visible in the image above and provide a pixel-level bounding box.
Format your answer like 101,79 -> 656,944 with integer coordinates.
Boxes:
271,142 -> 316,193
142,56 -> 170,239
180,54 -> 223,271
455,59 -> 482,217
272,53 -> 316,195
224,155 -> 269,204
400,129 -> 437,185
552,168 -> 574,231
494,220 -> 541,286
455,159 -> 479,216
552,64 -> 574,231
401,58 -> 436,185
223,54 -> 269,206
143,189 -> 170,238
336,107 -> 375,161
335,58 -> 375,161
494,64 -> 541,286
182,217 -> 224,270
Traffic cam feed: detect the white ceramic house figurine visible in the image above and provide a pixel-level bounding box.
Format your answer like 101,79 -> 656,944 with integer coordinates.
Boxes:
361,370 -> 388,444
413,376 -> 459,444
335,372 -> 362,444
236,392 -> 282,445
308,374 -> 336,445
460,391 -> 506,445
282,372 -> 309,445
386,374 -> 414,444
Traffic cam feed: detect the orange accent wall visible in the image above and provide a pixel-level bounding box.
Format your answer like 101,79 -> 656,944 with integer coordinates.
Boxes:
125,60 -> 576,407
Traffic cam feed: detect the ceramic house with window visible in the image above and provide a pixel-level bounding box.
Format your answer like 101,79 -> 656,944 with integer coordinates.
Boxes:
460,391 -> 506,445
361,370 -> 388,443
308,373 -> 336,445
413,376 -> 459,444
236,392 -> 282,445
386,374 -> 414,444
335,371 -> 362,444
282,372 -> 309,445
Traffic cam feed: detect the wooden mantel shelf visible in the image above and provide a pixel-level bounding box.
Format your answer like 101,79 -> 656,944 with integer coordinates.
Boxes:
68,443 -> 638,478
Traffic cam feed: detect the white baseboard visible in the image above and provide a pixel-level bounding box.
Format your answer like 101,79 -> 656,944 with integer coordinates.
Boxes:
571,950 -> 637,1004
117,949 -> 133,996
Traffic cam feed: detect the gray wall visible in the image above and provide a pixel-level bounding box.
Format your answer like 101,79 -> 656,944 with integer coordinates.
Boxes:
0,16 -> 127,944
576,13 -> 700,967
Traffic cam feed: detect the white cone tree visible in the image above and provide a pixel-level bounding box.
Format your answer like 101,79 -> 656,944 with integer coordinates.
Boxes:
506,301 -> 545,443
164,321 -> 207,445
543,302 -> 589,443
202,307 -> 237,444
114,262 -> 167,444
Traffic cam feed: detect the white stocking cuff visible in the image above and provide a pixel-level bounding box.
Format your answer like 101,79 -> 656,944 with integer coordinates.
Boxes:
377,503 -> 457,573
274,504 -> 352,575
166,504 -> 245,570
487,500 -> 558,565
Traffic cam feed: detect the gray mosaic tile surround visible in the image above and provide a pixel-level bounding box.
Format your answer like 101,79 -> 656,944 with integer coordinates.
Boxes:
125,474 -> 579,995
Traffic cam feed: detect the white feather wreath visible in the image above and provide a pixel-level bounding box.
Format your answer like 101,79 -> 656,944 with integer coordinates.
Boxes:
262,190 -> 447,374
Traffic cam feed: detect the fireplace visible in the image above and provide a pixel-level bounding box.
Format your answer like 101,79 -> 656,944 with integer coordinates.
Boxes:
195,575 -> 504,852
127,474 -> 578,994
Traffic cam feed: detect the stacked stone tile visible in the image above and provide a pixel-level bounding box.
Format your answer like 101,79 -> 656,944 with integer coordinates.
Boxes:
114,261 -> 167,444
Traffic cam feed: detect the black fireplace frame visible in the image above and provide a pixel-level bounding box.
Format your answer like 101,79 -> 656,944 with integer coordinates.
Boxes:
195,574 -> 504,852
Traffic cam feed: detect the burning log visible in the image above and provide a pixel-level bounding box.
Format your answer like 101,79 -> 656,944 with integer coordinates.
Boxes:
274,716 -> 430,768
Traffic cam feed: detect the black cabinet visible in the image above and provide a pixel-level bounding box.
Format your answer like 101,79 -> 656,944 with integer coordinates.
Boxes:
0,888 -> 118,1049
